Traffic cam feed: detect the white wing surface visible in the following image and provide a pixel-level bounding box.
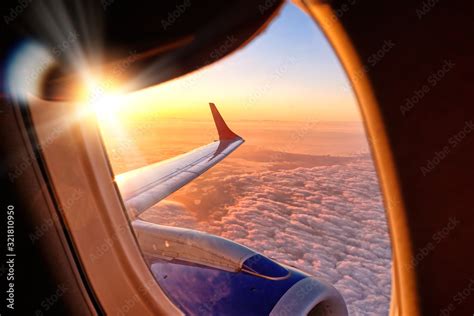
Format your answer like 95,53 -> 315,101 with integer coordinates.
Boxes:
115,103 -> 243,217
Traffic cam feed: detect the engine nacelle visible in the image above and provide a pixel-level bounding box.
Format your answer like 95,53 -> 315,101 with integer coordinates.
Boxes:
270,276 -> 348,316
133,220 -> 348,315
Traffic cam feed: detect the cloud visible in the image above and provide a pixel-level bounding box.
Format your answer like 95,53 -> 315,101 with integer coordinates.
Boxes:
141,153 -> 391,315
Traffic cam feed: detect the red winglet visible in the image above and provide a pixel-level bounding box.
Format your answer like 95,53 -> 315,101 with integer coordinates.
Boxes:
209,103 -> 240,140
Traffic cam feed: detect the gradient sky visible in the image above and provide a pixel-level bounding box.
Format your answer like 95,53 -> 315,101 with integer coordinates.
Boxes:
99,6 -> 388,314
103,2 -> 360,123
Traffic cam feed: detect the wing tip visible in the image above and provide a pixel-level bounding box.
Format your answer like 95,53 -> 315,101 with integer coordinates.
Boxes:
209,102 -> 241,141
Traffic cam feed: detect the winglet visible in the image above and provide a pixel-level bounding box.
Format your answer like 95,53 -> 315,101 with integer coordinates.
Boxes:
209,103 -> 240,140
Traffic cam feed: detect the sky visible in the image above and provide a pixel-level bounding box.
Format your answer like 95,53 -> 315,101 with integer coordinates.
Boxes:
5,2 -> 389,314
101,2 -> 360,123
99,4 -> 391,314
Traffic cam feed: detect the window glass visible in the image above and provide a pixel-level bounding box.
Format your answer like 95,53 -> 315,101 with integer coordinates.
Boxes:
99,3 -> 391,315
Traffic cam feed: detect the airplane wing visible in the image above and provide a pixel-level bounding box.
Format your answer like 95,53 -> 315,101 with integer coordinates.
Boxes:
113,103 -> 347,315
115,103 -> 244,217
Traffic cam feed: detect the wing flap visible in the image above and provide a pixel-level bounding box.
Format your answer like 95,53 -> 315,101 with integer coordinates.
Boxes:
115,104 -> 243,217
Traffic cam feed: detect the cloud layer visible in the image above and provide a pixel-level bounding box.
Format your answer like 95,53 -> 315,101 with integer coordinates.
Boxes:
141,153 -> 391,315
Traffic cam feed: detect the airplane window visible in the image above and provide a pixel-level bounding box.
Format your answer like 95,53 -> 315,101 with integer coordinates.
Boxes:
97,3 -> 391,315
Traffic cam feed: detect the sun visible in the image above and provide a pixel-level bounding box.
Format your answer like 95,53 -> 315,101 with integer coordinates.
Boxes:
91,92 -> 124,121
76,75 -> 128,124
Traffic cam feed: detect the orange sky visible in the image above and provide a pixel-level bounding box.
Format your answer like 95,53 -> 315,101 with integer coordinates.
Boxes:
93,3 -> 360,126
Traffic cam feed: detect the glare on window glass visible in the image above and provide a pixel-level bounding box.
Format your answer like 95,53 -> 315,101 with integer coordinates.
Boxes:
97,3 -> 391,315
